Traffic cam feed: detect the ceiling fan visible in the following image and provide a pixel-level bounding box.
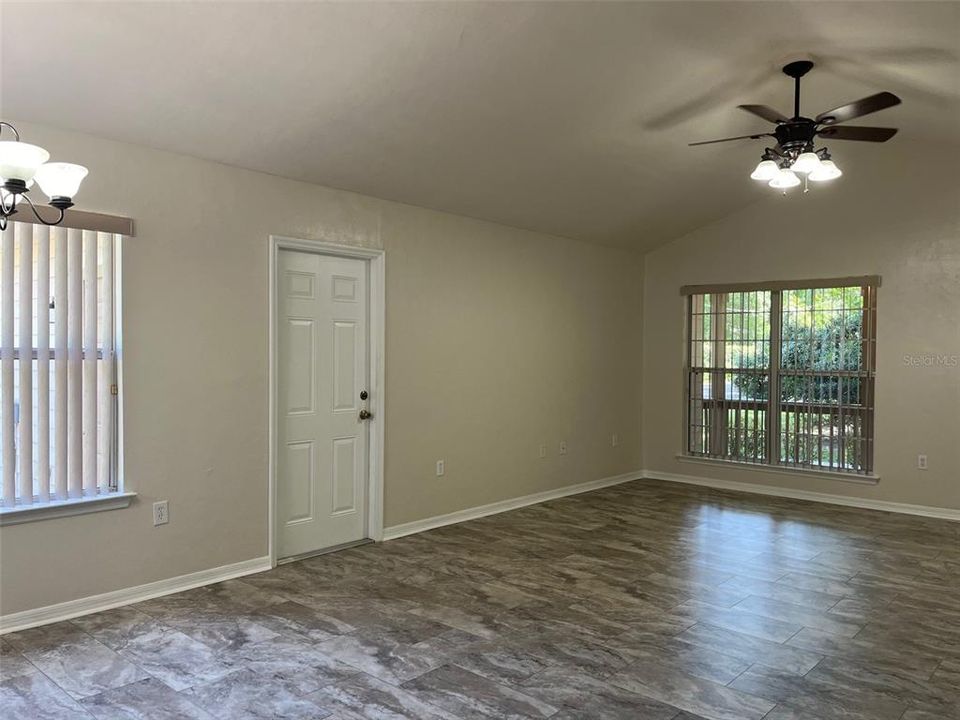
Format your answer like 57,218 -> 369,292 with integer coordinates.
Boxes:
690,60 -> 901,190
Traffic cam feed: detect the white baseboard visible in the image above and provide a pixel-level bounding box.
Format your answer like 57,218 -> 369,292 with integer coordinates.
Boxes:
0,555 -> 272,635
643,470 -> 960,522
382,471 -> 643,541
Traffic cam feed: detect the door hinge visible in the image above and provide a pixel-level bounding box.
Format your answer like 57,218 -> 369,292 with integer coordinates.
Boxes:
111,384 -> 119,396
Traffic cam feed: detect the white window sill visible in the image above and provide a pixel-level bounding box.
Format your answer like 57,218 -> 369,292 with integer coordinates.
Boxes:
0,492 -> 136,526
675,454 -> 880,485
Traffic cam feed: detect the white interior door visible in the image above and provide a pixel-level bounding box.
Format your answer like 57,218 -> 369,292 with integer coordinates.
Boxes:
277,249 -> 370,559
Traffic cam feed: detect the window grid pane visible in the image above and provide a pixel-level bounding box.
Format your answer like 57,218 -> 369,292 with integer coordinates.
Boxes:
687,290 -> 771,464
778,286 -> 874,473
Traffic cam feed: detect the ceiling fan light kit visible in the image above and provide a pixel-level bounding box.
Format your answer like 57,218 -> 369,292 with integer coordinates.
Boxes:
0,121 -> 88,230
691,60 -> 900,194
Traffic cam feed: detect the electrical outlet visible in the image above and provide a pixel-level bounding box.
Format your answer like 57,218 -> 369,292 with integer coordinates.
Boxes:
611,434 -> 619,447
917,454 -> 928,470
436,459 -> 445,477
539,444 -> 547,459
559,440 -> 567,456
153,500 -> 169,526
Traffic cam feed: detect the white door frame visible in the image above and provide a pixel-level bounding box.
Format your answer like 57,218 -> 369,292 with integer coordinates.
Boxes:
268,235 -> 385,567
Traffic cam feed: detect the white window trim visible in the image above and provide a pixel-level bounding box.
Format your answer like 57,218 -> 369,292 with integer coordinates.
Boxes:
675,454 -> 880,484
0,492 -> 135,526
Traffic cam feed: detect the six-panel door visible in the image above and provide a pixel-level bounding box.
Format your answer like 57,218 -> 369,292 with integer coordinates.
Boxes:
277,249 -> 369,559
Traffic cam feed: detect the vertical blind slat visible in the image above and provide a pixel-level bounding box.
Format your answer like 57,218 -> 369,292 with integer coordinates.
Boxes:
67,227 -> 82,497
53,226 -> 69,500
82,230 -> 98,495
97,233 -> 114,493
17,222 -> 33,504
1,225 -> 14,505
36,225 -> 51,503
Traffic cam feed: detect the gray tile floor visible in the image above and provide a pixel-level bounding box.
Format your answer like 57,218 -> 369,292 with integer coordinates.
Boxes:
2,479 -> 959,719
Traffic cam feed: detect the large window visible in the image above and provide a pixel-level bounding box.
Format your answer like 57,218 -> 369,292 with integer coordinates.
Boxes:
684,278 -> 877,476
0,220 -> 121,512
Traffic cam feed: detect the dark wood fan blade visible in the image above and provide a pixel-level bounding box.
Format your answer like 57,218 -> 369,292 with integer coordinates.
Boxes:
689,133 -> 772,146
738,105 -> 788,123
816,92 -> 901,125
818,126 -> 898,142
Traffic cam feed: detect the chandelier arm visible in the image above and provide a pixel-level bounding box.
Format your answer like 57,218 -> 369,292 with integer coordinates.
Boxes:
21,193 -> 65,227
0,121 -> 21,141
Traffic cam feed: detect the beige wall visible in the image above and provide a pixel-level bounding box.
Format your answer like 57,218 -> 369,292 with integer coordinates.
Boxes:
381,204 -> 644,525
0,123 -> 643,615
643,140 -> 960,510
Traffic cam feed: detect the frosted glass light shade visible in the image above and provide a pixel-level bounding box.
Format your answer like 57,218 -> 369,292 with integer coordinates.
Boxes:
769,168 -> 801,189
791,152 -> 821,174
0,141 -> 50,182
809,159 -> 842,182
750,160 -> 779,181
34,162 -> 88,199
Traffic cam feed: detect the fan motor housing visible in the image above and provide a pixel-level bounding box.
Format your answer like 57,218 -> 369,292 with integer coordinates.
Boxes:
774,119 -> 817,151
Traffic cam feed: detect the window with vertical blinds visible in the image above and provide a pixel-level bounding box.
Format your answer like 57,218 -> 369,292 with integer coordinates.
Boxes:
684,278 -> 877,476
0,220 -> 121,511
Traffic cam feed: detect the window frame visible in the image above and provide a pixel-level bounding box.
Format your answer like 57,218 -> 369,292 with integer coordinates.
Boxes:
0,214 -> 132,525
681,276 -> 879,480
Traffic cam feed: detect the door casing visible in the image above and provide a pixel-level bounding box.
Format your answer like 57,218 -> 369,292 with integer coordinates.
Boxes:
268,235 -> 385,567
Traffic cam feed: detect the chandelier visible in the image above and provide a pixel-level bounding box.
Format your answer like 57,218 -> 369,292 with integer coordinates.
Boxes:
0,121 -> 89,231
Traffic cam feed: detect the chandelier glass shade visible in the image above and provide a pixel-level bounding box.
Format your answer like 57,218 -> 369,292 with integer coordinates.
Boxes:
0,141 -> 49,181
34,162 -> 89,199
0,121 -> 88,230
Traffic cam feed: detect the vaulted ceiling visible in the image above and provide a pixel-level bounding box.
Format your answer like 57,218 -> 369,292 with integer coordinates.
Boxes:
2,1 -> 957,249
